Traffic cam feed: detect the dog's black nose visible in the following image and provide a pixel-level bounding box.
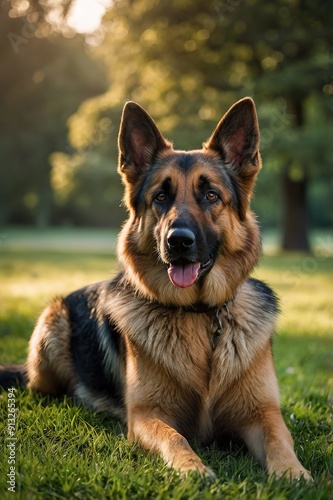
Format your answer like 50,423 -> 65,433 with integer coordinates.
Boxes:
167,228 -> 195,250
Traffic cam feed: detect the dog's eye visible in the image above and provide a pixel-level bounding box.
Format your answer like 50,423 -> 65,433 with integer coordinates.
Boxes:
154,191 -> 167,203
205,191 -> 219,202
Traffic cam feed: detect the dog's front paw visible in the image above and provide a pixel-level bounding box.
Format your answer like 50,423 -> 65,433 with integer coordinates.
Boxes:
272,465 -> 313,483
289,466 -> 313,483
172,452 -> 216,481
201,465 -> 217,482
185,464 -> 217,483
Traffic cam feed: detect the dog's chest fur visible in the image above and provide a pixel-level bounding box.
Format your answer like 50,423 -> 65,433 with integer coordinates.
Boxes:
108,278 -> 277,440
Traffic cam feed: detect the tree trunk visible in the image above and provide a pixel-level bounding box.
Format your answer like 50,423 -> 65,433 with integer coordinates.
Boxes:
36,185 -> 52,228
281,171 -> 310,251
281,98 -> 310,252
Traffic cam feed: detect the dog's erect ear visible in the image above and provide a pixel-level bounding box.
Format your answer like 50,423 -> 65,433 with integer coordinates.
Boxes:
118,102 -> 171,184
205,97 -> 260,168
204,97 -> 261,220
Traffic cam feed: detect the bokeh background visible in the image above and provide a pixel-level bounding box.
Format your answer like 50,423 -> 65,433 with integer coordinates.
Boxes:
0,0 -> 332,251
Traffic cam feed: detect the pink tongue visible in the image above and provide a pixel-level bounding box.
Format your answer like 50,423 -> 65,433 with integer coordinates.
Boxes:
168,262 -> 200,288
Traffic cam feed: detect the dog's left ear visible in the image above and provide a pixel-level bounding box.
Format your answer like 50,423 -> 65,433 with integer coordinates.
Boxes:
204,97 -> 261,219
118,102 -> 171,185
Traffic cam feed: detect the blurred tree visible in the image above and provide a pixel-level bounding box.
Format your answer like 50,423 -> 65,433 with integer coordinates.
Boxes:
239,1 -> 333,250
1,0 -> 331,240
70,0 -> 332,248
0,2 -> 107,226
50,102 -> 126,227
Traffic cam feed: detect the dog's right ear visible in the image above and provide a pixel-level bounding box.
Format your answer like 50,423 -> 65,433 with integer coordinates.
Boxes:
118,102 -> 171,185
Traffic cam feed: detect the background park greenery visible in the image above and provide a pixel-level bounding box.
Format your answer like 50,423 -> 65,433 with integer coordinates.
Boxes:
0,0 -> 332,250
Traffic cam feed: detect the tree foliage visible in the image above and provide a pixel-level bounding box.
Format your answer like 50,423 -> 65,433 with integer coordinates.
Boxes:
0,2 -> 107,226
67,0 -> 332,237
1,0 -> 332,238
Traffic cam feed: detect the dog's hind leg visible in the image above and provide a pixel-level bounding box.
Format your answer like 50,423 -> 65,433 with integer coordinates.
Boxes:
26,298 -> 77,396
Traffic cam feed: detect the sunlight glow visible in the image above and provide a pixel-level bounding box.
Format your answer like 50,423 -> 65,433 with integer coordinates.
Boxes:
67,0 -> 111,33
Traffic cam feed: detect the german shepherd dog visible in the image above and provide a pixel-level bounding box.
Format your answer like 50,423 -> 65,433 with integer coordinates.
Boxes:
1,98 -> 311,481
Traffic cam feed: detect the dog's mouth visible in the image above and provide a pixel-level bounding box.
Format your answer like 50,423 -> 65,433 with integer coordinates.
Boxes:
167,258 -> 212,288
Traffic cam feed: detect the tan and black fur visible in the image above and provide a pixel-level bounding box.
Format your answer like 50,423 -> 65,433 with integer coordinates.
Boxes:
0,98 -> 311,481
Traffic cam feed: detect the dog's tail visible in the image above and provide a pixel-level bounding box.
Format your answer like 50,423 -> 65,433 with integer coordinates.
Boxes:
0,364 -> 28,389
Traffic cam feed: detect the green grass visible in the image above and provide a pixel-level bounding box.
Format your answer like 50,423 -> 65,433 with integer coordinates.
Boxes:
0,234 -> 332,499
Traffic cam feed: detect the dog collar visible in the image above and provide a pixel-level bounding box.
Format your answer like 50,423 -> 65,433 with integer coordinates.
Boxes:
177,302 -> 220,313
210,302 -> 232,349
165,301 -> 233,350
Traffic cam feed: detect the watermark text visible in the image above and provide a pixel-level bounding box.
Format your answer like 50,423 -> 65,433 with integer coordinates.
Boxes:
6,388 -> 17,493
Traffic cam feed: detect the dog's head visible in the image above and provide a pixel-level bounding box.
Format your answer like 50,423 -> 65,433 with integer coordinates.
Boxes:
117,99 -> 261,307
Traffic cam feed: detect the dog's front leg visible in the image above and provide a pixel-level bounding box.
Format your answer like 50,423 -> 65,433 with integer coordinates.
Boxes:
241,407 -> 312,481
127,410 -> 216,479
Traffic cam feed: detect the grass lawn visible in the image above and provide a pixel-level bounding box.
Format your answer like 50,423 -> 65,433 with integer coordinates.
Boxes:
0,229 -> 332,499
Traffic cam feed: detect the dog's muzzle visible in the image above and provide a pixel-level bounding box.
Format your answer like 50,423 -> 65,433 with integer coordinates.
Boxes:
166,227 -> 208,288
